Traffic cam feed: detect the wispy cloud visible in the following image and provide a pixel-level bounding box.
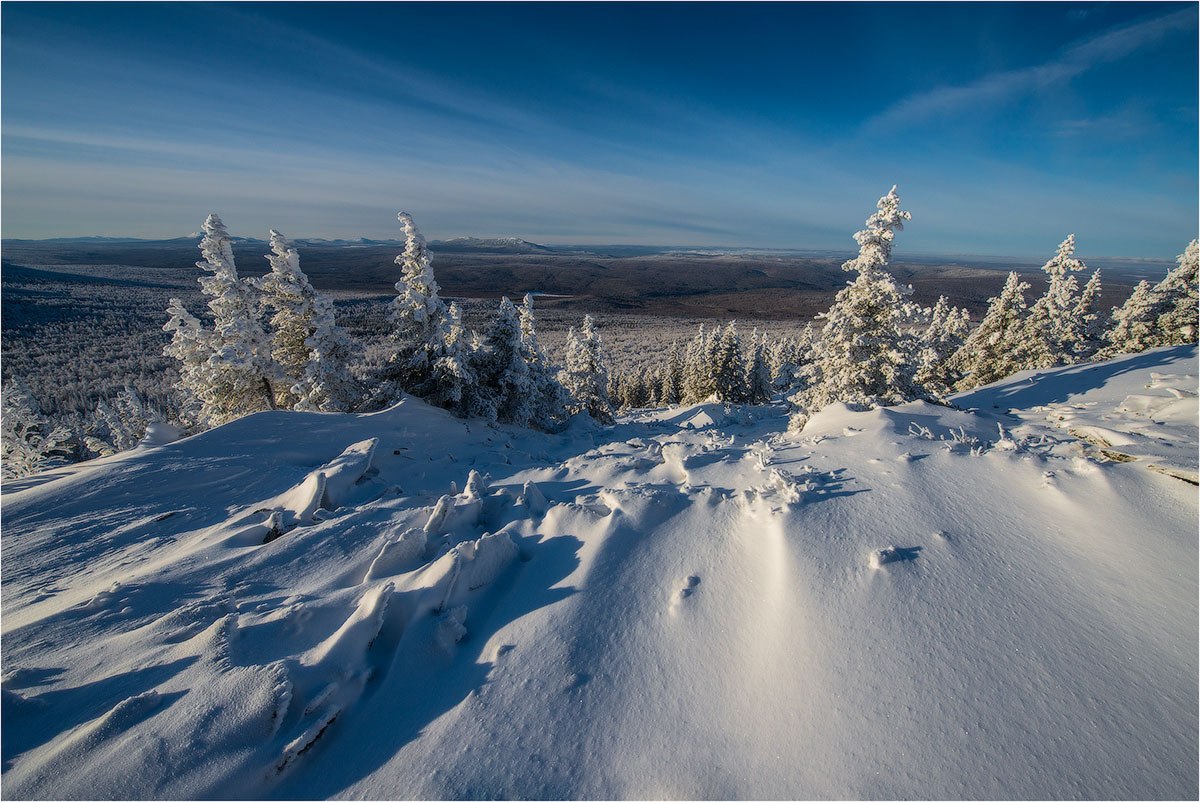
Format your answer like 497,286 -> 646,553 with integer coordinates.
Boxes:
865,7 -> 1195,131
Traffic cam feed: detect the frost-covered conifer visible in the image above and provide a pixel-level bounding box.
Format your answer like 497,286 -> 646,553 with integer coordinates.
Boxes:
376,212 -> 452,404
745,331 -> 773,403
257,230 -> 358,412
951,272 -> 1030,391
561,315 -> 613,423
682,325 -> 716,403
1152,239 -> 1199,346
1072,270 -> 1106,361
2,380 -> 72,480
914,295 -> 969,398
474,297 -> 533,427
804,186 -> 921,409
660,340 -> 684,405
517,294 -> 570,430
1102,281 -> 1159,356
1101,241 -> 1197,356
165,214 -> 278,426
162,297 -> 210,426
425,302 -> 481,417
712,321 -> 748,403
1014,235 -> 1088,370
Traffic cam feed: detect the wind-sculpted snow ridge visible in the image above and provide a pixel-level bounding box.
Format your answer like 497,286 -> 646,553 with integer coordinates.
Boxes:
2,346 -> 1197,799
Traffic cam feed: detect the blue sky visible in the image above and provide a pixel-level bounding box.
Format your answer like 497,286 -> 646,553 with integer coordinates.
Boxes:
2,2 -> 1196,257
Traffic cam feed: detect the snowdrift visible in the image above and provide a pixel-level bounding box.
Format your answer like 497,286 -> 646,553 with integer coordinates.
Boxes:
2,346 -> 1196,799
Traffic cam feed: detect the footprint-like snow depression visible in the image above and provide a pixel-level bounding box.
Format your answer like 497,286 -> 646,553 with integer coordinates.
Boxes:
2,345 -> 1197,799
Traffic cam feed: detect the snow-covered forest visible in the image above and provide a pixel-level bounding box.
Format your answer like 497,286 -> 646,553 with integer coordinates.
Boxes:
3,189 -> 1196,478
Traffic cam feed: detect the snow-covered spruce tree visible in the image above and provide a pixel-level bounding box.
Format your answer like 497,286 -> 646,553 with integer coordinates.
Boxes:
1101,280 -> 1159,356
256,230 -> 359,412
951,272 -> 1030,391
425,302 -> 482,418
769,325 -> 815,392
803,186 -> 921,409
745,331 -> 773,403
1013,235 -> 1089,370
914,295 -> 969,398
373,212 -> 453,406
473,297 -> 534,427
1103,240 -> 1199,355
682,325 -> 716,403
2,380 -> 72,480
659,340 -> 684,405
167,214 -> 279,426
1151,239 -> 1199,346
162,297 -> 210,427
712,321 -> 748,403
1071,269 -> 1107,361
561,315 -> 614,423
517,294 -> 570,430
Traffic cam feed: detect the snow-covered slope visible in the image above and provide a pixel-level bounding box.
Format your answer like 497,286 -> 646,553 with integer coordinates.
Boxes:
2,346 -> 1196,799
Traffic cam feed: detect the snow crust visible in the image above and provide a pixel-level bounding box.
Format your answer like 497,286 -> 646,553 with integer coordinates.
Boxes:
2,346 -> 1196,799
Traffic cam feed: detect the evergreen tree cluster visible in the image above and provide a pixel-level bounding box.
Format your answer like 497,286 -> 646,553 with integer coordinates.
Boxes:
164,212 -> 588,435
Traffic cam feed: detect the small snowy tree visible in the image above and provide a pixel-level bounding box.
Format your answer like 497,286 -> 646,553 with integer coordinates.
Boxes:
83,387 -> 163,457
1072,269 -> 1106,361
561,315 -> 614,423
914,295 -> 969,398
803,186 -> 922,409
257,230 -> 359,412
951,272 -> 1030,391
425,302 -> 482,417
1014,235 -> 1088,370
2,380 -> 72,480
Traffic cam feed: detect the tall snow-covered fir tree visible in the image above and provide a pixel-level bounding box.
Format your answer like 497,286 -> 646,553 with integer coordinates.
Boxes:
561,315 -> 614,424
950,271 -> 1030,391
256,230 -> 358,412
375,212 -> 453,405
162,297 -> 210,427
682,325 -> 716,403
744,331 -> 773,404
1072,269 -> 1107,361
1014,235 -> 1088,370
803,186 -> 921,409
165,214 -> 278,427
712,321 -> 748,403
518,294 -> 570,431
473,297 -> 533,427
657,340 -> 684,406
